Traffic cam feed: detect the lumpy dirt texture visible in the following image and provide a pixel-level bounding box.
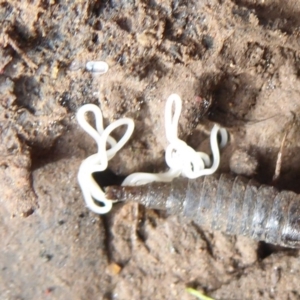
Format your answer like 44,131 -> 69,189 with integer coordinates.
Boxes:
1,0 -> 300,299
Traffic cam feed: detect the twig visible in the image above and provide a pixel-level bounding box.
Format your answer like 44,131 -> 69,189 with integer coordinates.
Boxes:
3,33 -> 38,70
272,112 -> 296,182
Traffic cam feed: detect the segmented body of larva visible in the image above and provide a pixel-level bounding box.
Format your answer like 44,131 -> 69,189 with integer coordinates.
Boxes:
106,174 -> 300,248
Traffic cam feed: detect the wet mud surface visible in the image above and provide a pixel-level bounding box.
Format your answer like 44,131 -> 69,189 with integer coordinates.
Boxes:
1,0 -> 300,299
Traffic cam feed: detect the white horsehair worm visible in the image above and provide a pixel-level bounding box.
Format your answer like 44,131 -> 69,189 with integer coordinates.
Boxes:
77,94 -> 228,214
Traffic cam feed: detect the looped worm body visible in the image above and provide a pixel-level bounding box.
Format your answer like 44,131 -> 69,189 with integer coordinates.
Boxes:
106,174 -> 300,248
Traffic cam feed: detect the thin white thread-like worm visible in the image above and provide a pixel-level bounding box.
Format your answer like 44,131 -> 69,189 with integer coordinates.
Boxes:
123,94 -> 228,184
77,104 -> 134,213
77,94 -> 228,214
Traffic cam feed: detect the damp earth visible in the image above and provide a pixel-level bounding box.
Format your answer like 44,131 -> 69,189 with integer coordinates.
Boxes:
1,0 -> 300,299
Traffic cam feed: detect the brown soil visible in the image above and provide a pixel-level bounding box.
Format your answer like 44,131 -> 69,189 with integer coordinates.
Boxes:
1,0 -> 300,299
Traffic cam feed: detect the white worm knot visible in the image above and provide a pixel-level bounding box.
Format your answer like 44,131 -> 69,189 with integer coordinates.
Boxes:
77,93 -> 228,214
77,104 -> 134,214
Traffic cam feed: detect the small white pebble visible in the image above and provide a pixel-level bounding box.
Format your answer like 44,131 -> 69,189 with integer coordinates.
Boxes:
86,61 -> 109,74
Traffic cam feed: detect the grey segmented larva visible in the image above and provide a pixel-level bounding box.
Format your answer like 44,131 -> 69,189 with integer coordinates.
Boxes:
106,173 -> 300,249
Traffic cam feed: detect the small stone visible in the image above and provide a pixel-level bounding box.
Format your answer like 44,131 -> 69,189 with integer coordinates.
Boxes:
230,149 -> 258,177
105,263 -> 122,276
85,61 -> 108,74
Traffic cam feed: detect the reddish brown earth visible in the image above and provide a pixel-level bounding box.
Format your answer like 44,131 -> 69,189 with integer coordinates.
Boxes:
1,0 -> 300,299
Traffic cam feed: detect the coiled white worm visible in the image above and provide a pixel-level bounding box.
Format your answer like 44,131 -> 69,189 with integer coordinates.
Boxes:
77,93 -> 227,214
